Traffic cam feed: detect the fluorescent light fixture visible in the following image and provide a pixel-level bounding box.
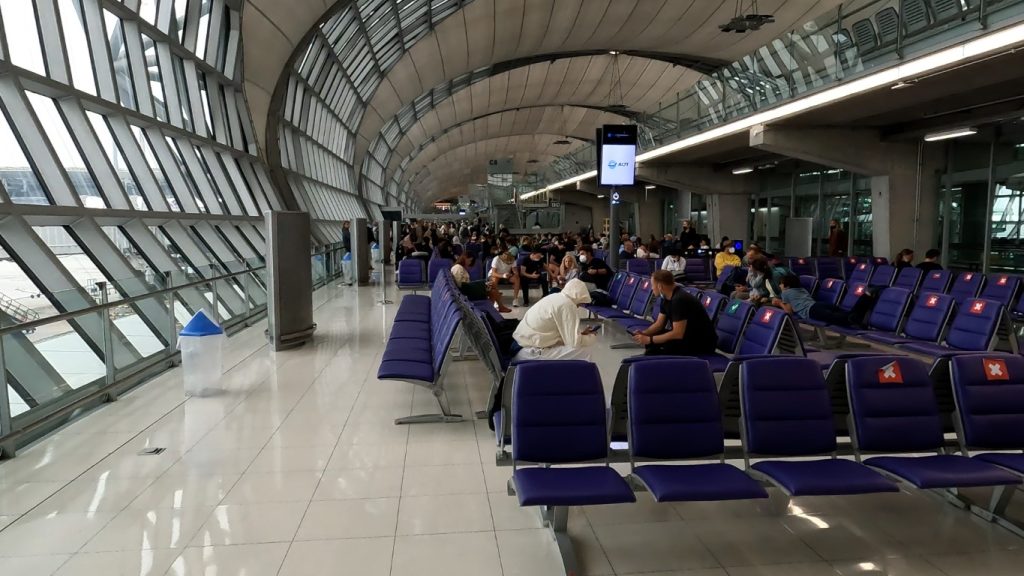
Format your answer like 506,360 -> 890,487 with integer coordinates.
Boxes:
732,167 -> 754,174
597,194 -> 606,198
518,21 -> 1024,195
645,185 -> 656,189
923,127 -> 977,141
609,50 -> 619,55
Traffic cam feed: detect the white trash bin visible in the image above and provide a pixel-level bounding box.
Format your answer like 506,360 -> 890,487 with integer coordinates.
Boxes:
370,242 -> 382,263
177,309 -> 224,397
342,252 -> 354,285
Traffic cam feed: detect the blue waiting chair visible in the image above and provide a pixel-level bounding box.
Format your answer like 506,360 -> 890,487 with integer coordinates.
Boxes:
859,292 -> 954,347
892,267 -> 923,293
739,357 -> 899,496
899,298 -> 1012,357
950,271 -> 985,306
980,274 -> 1020,307
845,356 -> 1021,490
628,358 -> 768,502
920,270 -> 953,294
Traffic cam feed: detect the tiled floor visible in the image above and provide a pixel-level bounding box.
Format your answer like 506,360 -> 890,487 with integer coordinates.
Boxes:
1,281 -> 1023,575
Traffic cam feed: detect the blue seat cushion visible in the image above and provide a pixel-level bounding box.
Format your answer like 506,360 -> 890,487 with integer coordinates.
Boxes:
377,360 -> 435,382
897,342 -> 954,356
802,318 -> 829,327
382,340 -> 432,363
513,466 -> 636,506
388,322 -> 431,339
859,332 -> 911,345
752,459 -> 898,496
975,453 -> 1024,475
864,455 -> 1022,489
398,296 -> 431,310
633,464 -> 768,502
695,354 -> 731,373
394,310 -> 431,322
589,307 -> 632,319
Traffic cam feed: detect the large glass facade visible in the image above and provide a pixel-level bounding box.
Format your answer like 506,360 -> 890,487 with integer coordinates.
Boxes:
0,0 -> 281,437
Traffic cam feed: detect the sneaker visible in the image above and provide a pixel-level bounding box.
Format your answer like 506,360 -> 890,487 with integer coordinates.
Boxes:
512,298 -> 520,308
498,306 -> 512,313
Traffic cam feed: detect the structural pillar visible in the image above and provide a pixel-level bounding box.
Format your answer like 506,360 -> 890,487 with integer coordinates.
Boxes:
352,218 -> 370,286
709,193 -> 750,246
676,189 -> 692,234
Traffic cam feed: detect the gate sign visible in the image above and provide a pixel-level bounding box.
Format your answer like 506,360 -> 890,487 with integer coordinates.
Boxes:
599,125 -> 637,187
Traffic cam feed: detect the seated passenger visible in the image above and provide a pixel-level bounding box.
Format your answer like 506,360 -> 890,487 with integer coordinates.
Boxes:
552,253 -> 580,292
512,279 -> 597,361
894,248 -> 914,269
731,257 -> 779,304
772,274 -> 864,326
917,248 -> 942,272
520,251 -> 550,306
660,248 -> 687,282
490,251 -> 522,307
714,239 -> 741,276
578,246 -> 613,290
452,253 -> 510,313
632,270 -> 717,356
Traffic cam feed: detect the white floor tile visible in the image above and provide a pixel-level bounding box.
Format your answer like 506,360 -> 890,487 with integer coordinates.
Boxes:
166,543 -> 289,576
32,475 -> 155,515
404,441 -> 481,466
279,537 -> 393,576
248,444 -> 335,472
0,555 -> 71,576
397,493 -> 493,535
127,474 -> 239,510
190,503 -> 306,546
725,562 -> 841,576
488,492 -> 543,531
53,549 -> 180,576
313,467 -> 404,500
295,498 -> 399,540
82,506 -> 213,552
496,528 -> 567,576
401,464 -> 486,496
0,512 -> 116,556
594,521 -> 721,574
222,471 -> 323,504
325,443 -> 407,469
831,557 -> 947,576
391,531 -> 501,576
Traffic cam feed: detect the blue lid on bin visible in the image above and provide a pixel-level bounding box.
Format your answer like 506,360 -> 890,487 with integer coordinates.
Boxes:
343,252 -> 352,261
179,310 -> 223,336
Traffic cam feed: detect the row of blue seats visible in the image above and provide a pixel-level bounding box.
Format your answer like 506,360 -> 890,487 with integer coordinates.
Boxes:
509,354 -> 1024,574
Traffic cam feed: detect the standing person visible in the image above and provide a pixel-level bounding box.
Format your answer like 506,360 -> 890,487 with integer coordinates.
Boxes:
341,221 -> 354,285
917,249 -> 943,272
578,246 -> 613,290
894,249 -> 915,269
490,252 -> 522,307
678,220 -> 699,250
632,270 -> 717,356
828,219 -> 848,257
512,279 -> 598,361
520,251 -> 550,306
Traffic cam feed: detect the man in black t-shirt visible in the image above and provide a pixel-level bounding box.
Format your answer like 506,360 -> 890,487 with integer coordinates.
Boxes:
632,270 -> 717,356
520,251 -> 550,305
578,246 -> 612,290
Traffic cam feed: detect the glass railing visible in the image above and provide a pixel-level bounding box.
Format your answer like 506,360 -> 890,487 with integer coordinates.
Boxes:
0,254 -> 343,456
543,0 -> 1024,187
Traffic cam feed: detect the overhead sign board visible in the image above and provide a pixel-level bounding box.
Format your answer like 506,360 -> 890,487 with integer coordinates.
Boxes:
488,158 -> 513,175
598,125 -> 637,187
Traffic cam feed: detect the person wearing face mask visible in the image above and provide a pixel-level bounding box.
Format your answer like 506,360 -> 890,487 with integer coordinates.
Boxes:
660,248 -> 687,282
714,240 -> 742,276
577,246 -> 612,290
678,220 -> 699,250
828,219 -> 848,257
632,270 -> 717,356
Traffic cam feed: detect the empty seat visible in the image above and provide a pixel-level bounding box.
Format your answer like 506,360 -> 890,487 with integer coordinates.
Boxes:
858,287 -> 913,336
848,262 -> 874,286
815,257 -> 844,280
626,258 -> 653,276
613,278 -> 655,332
588,273 -> 638,319
685,258 -> 713,284
861,292 -> 954,346
920,270 -> 952,294
875,7 -> 900,44
714,265 -> 737,293
815,278 -> 845,307
427,257 -> 453,286
702,291 -> 727,323
739,357 -> 898,496
397,259 -> 427,290
716,299 -> 755,354
949,271 -> 985,306
845,356 -> 1020,489
789,257 -> 815,277
628,358 -> 768,502
870,265 -> 896,287
902,0 -> 932,33
979,274 -> 1020,307
932,0 -> 966,20
950,353 -> 1024,475
900,298 -> 1006,356
892,267 -> 923,293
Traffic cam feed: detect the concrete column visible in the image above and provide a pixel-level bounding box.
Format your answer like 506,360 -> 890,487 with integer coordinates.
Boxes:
710,194 -> 750,246
676,189 -> 692,234
352,218 -> 370,286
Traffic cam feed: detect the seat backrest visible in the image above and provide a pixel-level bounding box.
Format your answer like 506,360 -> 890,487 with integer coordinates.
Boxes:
626,258 -> 652,276
627,277 -> 654,317
789,257 -> 815,277
902,0 -> 931,32
945,298 -> 1002,351
702,291 -> 727,323
847,262 -> 873,286
815,278 -> 845,306
740,357 -> 837,456
685,258 -> 711,281
716,299 -> 754,354
979,274 -> 1020,307
736,307 -> 786,356
852,18 -> 879,52
932,0 -> 965,19
920,269 -> 952,294
865,287 -> 911,333
616,274 -> 641,310
950,353 -> 1024,450
871,265 -> 896,287
628,359 -> 724,459
511,360 -> 608,464
605,271 -> 628,301
799,275 -> 819,296
892,267 -> 922,293
398,259 -> 426,284
950,271 -> 985,306
875,6 -> 900,42
714,265 -> 735,291
428,258 -> 453,285
843,257 -> 863,279
845,356 -> 943,452
902,292 -> 955,342
873,257 -> 889,266
838,282 -> 867,312
683,286 -> 702,299
815,257 -> 844,280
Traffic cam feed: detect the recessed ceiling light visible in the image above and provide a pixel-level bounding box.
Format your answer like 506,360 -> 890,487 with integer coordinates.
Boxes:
597,194 -> 606,199
608,50 -> 619,55
924,127 -> 977,141
732,167 -> 754,175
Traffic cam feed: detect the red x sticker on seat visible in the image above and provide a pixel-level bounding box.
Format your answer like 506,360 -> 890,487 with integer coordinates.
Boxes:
998,276 -> 1009,286
964,273 -> 974,281
703,296 -> 712,307
983,358 -> 1009,381
932,273 -> 942,279
969,300 -> 986,314
878,361 -> 903,384
825,280 -> 834,288
854,285 -> 865,296
858,263 -> 868,270
925,295 -> 940,307
760,309 -> 775,323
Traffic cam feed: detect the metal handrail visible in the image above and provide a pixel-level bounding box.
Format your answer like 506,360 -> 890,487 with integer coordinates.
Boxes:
0,265 -> 267,337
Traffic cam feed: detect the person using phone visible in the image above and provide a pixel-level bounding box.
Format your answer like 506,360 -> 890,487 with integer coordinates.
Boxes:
512,279 -> 598,361
490,251 -> 522,307
632,270 -> 717,356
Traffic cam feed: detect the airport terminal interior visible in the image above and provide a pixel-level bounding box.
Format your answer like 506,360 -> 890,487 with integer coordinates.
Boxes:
6,0 -> 1024,575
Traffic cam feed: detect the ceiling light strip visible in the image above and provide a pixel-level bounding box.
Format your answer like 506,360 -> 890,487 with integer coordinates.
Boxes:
522,21 -> 1024,196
